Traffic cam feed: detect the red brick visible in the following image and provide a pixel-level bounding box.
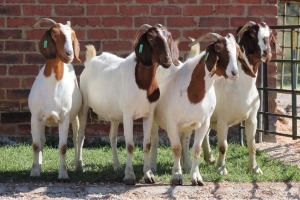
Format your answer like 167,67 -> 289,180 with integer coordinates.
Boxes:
55,6 -> 85,16
230,17 -> 261,28
102,17 -> 133,27
40,0 -> 69,3
87,5 -> 118,16
134,17 -> 165,27
183,28 -> 213,40
18,124 -> 31,135
152,6 -> 181,16
102,0 -> 132,3
199,17 -> 229,27
21,77 -> 36,89
0,17 -> 4,26
215,5 -> 244,15
120,6 -> 150,16
21,101 -> 29,112
183,6 -> 213,16
25,53 -> 45,65
167,17 -> 197,27
168,0 -> 196,3
119,30 -> 137,40
23,5 -> 52,16
0,5 -> 21,16
5,41 -> 36,52
102,41 -> 132,51
0,53 -> 23,64
264,0 -> 276,3
0,78 -> 20,88
0,89 -> 5,99
0,124 -> 17,136
0,66 -> 6,75
87,29 -> 117,40
7,17 -> 36,28
136,0 -> 164,3
201,0 -> 230,3
1,112 -> 31,123
236,0 -> 261,3
7,89 -> 30,100
0,41 -> 3,51
5,0 -> 35,2
71,17 -> 102,28
9,65 -> 39,76
25,29 -> 47,40
248,6 -> 277,17
0,101 -> 20,112
0,30 -> 22,39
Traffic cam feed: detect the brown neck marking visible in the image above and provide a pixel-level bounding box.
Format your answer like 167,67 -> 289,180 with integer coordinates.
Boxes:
44,58 -> 64,81
135,61 -> 160,103
187,56 -> 206,104
247,53 -> 261,75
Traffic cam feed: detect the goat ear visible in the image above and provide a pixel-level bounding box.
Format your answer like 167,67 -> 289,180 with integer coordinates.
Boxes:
238,48 -> 256,77
72,32 -> 81,62
205,48 -> 218,77
270,31 -> 283,56
170,39 -> 180,66
39,30 -> 56,59
135,33 -> 152,65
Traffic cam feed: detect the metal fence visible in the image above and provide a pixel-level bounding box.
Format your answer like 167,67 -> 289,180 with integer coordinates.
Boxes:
240,25 -> 300,145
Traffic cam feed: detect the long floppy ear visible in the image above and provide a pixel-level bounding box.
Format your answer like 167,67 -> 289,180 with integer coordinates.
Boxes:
170,39 -> 180,66
39,29 -> 56,59
72,32 -> 81,62
134,33 -> 152,66
205,45 -> 219,77
238,46 -> 256,77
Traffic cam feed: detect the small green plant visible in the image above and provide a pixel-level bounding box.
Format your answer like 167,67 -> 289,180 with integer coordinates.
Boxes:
0,143 -> 299,184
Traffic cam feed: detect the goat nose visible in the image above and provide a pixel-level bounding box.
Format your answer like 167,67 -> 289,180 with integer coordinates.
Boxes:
232,70 -> 238,76
66,51 -> 72,56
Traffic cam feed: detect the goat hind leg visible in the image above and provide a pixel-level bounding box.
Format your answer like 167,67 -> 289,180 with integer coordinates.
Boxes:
110,120 -> 122,171
216,122 -> 229,175
58,119 -> 70,179
202,129 -> 215,164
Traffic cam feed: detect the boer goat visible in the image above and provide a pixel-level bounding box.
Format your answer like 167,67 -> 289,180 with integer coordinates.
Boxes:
75,24 -> 180,185
152,33 -> 250,185
28,18 -> 82,179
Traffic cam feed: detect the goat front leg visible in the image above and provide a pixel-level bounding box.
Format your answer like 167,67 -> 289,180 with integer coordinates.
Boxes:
30,116 -> 45,177
150,121 -> 159,172
58,118 -> 70,179
143,114 -> 155,184
202,128 -> 216,164
190,122 -> 209,186
110,120 -> 122,171
216,121 -> 229,175
123,115 -> 136,185
180,131 -> 192,173
167,123 -> 182,185
245,114 -> 263,174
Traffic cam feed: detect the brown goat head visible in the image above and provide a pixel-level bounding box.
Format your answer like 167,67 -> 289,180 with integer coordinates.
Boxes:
134,24 -> 180,68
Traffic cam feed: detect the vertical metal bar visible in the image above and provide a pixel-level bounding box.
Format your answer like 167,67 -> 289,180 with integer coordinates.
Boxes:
263,62 -> 269,134
258,62 -> 263,143
239,121 -> 244,146
291,29 -> 298,140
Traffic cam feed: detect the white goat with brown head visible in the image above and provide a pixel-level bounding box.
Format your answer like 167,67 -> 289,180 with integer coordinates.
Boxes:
75,24 -> 180,185
28,18 -> 82,179
152,33 -> 251,185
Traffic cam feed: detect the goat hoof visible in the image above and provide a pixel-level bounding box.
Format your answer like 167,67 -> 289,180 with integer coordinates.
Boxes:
124,178 -> 136,185
205,156 -> 216,164
144,176 -> 155,184
217,166 -> 228,175
253,166 -> 263,174
171,178 -> 183,185
191,180 -> 204,186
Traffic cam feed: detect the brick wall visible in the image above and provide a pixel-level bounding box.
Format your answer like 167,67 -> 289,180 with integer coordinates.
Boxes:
0,0 -> 278,143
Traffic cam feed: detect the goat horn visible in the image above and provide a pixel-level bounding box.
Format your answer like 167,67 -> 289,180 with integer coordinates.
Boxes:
189,32 -> 222,47
133,24 -> 152,47
34,18 -> 57,27
236,21 -> 256,39
174,36 -> 185,46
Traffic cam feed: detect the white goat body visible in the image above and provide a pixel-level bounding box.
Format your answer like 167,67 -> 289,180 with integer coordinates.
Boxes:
29,18 -> 82,179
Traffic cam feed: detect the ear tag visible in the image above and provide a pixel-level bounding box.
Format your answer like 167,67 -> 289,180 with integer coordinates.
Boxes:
139,44 -> 143,53
205,52 -> 209,61
43,40 -> 48,48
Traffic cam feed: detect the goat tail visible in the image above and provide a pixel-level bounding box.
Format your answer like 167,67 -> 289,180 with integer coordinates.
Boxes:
85,45 -> 96,65
188,37 -> 200,58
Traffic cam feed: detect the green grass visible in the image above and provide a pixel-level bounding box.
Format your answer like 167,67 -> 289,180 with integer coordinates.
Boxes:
0,143 -> 300,184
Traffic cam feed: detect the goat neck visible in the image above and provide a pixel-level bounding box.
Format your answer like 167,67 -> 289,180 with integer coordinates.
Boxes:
135,60 -> 160,103
187,53 -> 219,104
44,57 -> 64,81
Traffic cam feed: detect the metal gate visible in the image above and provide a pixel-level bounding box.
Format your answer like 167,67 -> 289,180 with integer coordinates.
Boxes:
240,25 -> 300,144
